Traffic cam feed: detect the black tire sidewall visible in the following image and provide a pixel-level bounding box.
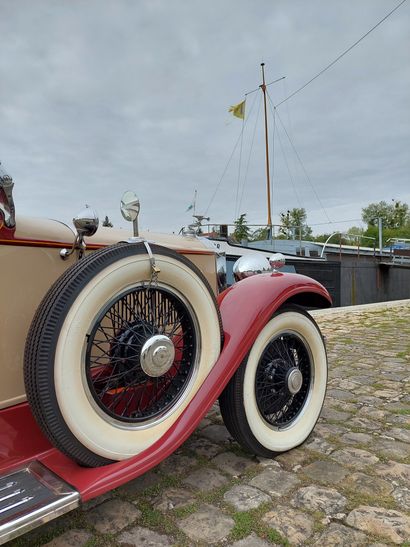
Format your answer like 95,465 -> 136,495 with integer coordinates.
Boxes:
25,243 -> 222,467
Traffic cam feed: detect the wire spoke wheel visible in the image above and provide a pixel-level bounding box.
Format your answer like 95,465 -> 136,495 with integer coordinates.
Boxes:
255,332 -> 311,428
219,306 -> 327,458
86,285 -> 197,423
24,243 -> 222,466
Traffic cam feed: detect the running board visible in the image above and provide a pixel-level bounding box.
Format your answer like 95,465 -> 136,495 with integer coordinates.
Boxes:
0,461 -> 80,545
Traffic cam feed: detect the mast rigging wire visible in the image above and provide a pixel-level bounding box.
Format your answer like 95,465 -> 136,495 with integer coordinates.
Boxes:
234,116 -> 245,220
275,0 -> 408,108
267,92 -> 333,224
270,106 -> 276,220
238,93 -> 263,215
204,91 -> 258,216
272,107 -> 303,210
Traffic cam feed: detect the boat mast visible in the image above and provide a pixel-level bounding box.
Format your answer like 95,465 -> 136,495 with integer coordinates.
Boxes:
260,62 -> 272,228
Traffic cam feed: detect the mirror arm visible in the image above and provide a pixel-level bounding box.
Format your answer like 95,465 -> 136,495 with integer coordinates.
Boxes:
133,217 -> 139,237
60,234 -> 87,260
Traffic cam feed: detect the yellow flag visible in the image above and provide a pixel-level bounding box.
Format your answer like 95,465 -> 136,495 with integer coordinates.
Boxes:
229,99 -> 245,119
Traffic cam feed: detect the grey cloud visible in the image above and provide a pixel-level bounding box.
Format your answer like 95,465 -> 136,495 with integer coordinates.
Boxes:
0,0 -> 409,234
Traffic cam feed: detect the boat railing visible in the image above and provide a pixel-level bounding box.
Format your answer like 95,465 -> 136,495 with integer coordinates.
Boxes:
204,223 -> 312,241
319,232 -> 376,259
386,238 -> 410,265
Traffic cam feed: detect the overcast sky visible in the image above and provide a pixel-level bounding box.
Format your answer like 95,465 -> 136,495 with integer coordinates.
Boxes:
1,0 -> 409,235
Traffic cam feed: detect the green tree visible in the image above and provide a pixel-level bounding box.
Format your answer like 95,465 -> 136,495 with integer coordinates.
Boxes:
250,226 -> 270,241
364,224 -> 410,247
346,226 -> 365,237
102,215 -> 113,227
233,213 -> 250,242
392,200 -> 409,228
279,208 -> 312,240
362,200 -> 409,229
313,232 -> 354,246
345,226 -> 368,245
362,200 -> 410,246
313,232 -> 332,243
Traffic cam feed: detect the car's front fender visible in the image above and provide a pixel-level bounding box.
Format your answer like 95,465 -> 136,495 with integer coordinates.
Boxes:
215,271 -> 331,388
3,272 -> 330,500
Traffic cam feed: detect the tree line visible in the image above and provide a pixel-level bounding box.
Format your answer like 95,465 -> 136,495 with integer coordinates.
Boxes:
232,200 -> 410,247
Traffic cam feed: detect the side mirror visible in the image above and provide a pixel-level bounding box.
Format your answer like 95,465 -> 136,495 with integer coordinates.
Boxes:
121,191 -> 140,237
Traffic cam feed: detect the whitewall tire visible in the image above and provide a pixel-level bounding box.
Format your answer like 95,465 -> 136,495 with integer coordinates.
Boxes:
219,305 -> 327,457
25,243 -> 222,467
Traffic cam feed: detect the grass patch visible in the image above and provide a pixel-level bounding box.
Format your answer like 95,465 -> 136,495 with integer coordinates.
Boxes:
173,503 -> 199,519
137,501 -> 182,541
228,504 -> 289,546
371,383 -> 387,390
266,528 -> 289,545
342,490 -> 397,512
375,453 -> 391,464
139,502 -> 164,529
231,511 -> 254,539
198,481 -> 234,505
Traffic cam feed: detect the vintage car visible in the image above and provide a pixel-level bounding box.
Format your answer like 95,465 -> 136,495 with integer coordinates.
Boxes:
0,165 -> 331,543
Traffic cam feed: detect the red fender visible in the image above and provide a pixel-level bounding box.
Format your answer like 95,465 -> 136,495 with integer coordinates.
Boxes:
0,273 -> 330,500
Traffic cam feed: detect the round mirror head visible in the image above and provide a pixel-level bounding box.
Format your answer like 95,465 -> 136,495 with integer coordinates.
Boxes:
121,191 -> 140,222
233,255 -> 272,282
73,206 -> 99,237
269,253 -> 286,272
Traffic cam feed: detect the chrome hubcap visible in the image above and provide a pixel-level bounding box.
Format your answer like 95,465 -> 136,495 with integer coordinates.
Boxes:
140,334 -> 175,377
286,367 -> 303,394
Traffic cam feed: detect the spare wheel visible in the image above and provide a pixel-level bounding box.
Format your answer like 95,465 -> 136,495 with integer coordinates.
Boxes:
24,243 -> 222,467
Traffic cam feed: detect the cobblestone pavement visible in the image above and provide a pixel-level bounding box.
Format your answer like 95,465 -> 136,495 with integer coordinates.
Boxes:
11,302 -> 410,546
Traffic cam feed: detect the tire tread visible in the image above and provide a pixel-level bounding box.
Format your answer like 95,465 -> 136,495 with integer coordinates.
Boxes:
219,305 -> 327,458
24,243 -> 223,467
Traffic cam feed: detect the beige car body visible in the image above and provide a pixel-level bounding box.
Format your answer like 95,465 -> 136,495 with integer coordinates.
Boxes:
0,215 -> 218,410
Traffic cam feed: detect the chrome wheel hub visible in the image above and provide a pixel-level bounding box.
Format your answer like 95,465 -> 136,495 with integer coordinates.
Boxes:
140,334 -> 175,377
286,367 -> 303,394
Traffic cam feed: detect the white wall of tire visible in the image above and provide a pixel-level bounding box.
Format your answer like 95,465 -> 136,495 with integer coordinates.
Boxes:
243,310 -> 327,452
54,253 -> 221,460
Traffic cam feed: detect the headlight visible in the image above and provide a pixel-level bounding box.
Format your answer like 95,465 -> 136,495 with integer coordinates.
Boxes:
233,255 -> 272,282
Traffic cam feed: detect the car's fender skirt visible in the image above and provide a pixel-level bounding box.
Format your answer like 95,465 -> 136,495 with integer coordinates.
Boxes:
1,273 -> 330,502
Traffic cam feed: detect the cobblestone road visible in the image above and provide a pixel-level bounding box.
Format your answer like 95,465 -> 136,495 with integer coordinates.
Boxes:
13,302 -> 410,546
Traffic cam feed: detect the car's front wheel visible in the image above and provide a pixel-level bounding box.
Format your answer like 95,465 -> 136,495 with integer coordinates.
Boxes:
219,306 -> 327,457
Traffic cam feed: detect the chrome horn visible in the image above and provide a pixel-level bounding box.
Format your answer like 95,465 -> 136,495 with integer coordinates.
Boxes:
73,206 -> 99,237
60,205 -> 99,260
